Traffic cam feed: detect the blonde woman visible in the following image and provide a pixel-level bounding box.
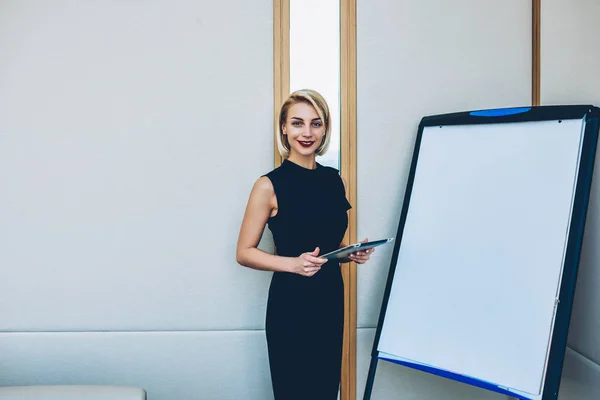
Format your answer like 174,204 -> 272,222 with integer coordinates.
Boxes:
236,89 -> 372,399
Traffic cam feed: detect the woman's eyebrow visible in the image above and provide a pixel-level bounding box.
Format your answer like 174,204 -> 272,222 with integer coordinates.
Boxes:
290,116 -> 322,121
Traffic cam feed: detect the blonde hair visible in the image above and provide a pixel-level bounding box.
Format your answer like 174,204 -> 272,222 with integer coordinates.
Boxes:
276,89 -> 331,158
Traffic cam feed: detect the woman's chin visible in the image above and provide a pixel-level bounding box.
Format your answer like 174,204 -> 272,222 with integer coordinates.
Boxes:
292,147 -> 316,156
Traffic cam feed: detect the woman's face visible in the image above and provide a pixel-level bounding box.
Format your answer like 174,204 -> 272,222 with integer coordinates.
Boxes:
282,102 -> 326,158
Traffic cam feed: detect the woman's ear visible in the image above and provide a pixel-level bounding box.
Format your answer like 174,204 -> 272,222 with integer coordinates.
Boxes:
281,123 -> 287,135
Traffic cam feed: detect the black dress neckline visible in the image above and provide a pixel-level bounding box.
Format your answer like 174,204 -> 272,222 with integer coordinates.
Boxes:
282,158 -> 321,173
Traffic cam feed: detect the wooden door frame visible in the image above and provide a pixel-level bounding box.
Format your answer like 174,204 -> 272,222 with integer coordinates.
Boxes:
339,1 -> 358,398
273,0 -> 289,167
273,1 -> 358,398
532,0 -> 541,106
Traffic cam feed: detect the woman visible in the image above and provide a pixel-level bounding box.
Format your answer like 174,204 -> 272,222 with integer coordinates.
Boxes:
236,89 -> 373,399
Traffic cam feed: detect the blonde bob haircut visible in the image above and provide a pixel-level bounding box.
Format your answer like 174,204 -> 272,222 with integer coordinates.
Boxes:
276,89 -> 331,159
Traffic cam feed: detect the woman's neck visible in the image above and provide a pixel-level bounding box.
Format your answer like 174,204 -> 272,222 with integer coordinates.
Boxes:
287,154 -> 317,170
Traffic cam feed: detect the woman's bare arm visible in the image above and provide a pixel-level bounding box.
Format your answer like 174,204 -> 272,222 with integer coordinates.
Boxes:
236,176 -> 327,276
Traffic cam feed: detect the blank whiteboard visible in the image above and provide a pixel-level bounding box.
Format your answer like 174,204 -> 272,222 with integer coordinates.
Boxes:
365,106 -> 600,400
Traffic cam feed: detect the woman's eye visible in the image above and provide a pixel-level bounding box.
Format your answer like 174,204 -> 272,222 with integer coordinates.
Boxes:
292,121 -> 302,126
312,122 -> 322,127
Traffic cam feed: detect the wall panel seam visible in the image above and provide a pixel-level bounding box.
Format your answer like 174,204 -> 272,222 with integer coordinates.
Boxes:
567,346 -> 600,367
0,329 -> 268,334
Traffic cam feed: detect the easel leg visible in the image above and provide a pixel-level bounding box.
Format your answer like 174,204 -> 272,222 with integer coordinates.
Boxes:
363,355 -> 379,400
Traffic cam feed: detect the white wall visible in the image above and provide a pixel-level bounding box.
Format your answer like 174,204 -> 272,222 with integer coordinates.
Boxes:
541,0 -> 600,390
2,2 -> 598,399
0,1 -> 275,399
357,0 -> 599,399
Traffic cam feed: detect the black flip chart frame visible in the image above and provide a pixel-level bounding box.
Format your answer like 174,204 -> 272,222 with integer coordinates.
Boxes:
364,105 -> 600,400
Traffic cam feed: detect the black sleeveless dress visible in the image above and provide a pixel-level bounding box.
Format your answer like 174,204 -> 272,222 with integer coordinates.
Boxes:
264,159 -> 351,400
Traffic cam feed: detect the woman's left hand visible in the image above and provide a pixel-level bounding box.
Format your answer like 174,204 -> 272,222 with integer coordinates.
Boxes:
348,238 -> 374,264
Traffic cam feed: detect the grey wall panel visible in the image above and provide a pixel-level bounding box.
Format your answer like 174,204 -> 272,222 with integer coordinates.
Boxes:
0,330 -> 274,400
540,0 -> 600,366
559,347 -> 600,400
0,0 -> 274,331
357,328 -> 600,400
540,0 -> 600,105
568,170 -> 600,365
356,0 -> 532,329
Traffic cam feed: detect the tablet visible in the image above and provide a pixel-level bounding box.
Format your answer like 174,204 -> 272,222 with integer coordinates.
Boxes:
321,238 -> 394,261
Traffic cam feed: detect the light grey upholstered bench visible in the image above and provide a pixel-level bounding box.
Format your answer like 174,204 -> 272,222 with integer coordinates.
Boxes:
0,385 -> 146,400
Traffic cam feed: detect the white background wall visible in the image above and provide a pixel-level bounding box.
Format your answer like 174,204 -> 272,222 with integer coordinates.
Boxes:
356,0 -> 599,399
1,1 -> 599,400
0,1 -> 275,399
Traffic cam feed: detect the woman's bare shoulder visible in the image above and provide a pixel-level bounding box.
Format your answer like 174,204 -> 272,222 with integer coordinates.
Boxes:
253,175 -> 275,194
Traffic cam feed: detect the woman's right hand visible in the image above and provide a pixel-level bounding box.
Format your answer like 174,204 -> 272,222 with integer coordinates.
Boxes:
290,247 -> 328,277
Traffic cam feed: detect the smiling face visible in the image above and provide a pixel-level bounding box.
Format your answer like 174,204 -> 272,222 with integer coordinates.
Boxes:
282,102 -> 326,159
276,89 -> 331,160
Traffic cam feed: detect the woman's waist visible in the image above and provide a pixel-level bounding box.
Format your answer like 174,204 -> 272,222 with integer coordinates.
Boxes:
268,267 -> 344,307
271,263 -> 342,286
